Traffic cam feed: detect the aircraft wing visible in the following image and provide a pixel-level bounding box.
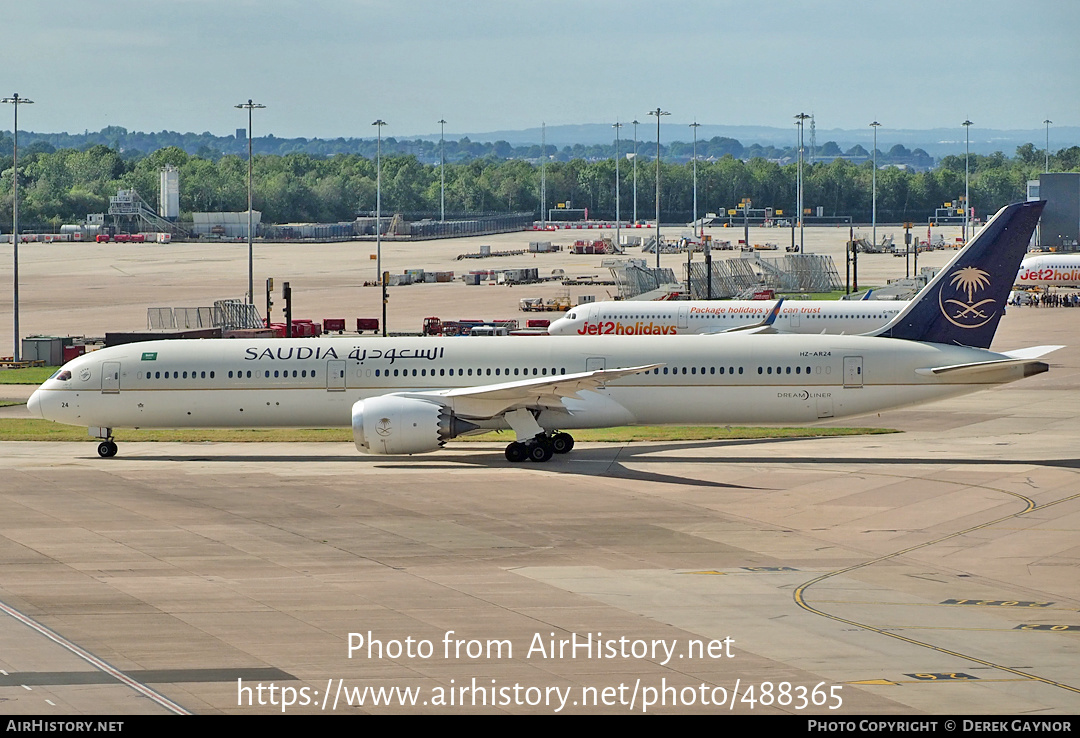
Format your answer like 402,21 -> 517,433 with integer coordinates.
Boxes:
400,364 -> 661,419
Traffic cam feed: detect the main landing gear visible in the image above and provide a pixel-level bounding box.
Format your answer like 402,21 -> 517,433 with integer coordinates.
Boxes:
504,432 -> 574,463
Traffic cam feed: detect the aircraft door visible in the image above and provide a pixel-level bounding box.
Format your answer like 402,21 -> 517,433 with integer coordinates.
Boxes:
327,360 -> 346,391
677,306 -> 689,330
787,310 -> 799,328
101,362 -> 121,393
843,356 -> 864,388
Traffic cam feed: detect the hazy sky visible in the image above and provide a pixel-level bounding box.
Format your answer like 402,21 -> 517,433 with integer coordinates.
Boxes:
6,0 -> 1078,141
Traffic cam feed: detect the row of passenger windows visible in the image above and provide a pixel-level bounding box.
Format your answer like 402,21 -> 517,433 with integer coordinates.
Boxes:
138,364 -> 831,382
142,369 -> 318,380
144,370 -> 217,379
645,366 -> 828,376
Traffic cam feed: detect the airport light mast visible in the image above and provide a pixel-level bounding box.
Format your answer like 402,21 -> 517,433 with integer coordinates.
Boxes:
962,120 -> 973,243
632,119 -> 639,224
540,122 -> 547,231
2,93 -> 32,362
612,122 -> 621,252
1044,119 -> 1052,172
690,121 -> 701,239
870,121 -> 880,249
235,99 -> 265,306
795,113 -> 810,252
649,108 -> 670,269
438,119 -> 447,221
373,119 -> 387,336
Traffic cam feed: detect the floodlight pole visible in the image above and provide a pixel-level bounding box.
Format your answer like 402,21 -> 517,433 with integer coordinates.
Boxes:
540,122 -> 547,230
438,119 -> 447,221
1044,119 -> 1052,173
613,122 -> 621,252
963,119 -> 972,243
631,120 -> 639,224
690,122 -> 701,239
649,108 -> 670,269
2,93 -> 33,361
373,119 -> 387,336
235,99 -> 265,305
870,121 -> 880,248
795,113 -> 810,252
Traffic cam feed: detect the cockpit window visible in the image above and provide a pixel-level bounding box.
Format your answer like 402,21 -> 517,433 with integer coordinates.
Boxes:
55,370 -> 72,381
569,312 -> 576,320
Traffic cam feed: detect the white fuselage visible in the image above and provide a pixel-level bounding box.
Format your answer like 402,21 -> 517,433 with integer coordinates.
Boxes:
29,334 -> 1032,434
1015,254 -> 1080,288
547,299 -> 907,336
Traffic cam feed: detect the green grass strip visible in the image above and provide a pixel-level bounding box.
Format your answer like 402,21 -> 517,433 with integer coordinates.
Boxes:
0,366 -> 59,384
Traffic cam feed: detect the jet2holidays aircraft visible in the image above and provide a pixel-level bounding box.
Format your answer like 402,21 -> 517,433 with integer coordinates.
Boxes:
28,201 -> 1056,463
1015,252 -> 1080,288
546,294 -> 907,336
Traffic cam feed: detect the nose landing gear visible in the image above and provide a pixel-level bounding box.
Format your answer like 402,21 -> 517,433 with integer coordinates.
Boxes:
93,427 -> 117,458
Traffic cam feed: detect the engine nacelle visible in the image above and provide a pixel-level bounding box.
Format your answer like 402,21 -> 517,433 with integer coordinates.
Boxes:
352,395 -> 477,455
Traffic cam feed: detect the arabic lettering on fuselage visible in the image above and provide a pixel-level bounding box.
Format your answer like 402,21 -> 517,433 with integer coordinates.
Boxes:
243,345 -> 446,365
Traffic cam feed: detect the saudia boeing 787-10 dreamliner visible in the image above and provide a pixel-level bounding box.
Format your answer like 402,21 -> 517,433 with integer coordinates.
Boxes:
28,201 -> 1057,463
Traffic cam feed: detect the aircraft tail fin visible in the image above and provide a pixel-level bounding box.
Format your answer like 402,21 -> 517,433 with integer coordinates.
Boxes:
707,298 -> 784,335
871,200 -> 1045,348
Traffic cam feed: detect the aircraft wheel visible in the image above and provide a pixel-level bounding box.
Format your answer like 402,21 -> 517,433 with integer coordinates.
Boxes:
550,432 -> 574,454
527,441 -> 554,463
505,442 -> 528,463
97,441 -> 118,458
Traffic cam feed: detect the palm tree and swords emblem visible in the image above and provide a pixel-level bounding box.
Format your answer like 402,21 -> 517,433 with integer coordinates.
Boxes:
938,266 -> 996,328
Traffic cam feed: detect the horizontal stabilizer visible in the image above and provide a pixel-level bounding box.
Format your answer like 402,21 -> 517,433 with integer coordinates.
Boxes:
1000,345 -> 1065,360
915,356 -> 1053,380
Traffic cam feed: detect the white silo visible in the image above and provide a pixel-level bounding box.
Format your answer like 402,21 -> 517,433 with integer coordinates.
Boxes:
159,165 -> 180,220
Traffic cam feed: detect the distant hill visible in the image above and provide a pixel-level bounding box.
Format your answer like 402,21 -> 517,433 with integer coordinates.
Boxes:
428,123 -> 1080,159
0,123 -> 1074,165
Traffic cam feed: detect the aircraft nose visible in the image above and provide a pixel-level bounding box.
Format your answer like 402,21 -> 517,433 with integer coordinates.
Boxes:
27,389 -> 43,419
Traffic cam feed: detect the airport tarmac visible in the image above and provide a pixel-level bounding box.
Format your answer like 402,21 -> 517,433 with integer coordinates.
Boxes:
0,223 -> 965,346
0,303 -> 1078,714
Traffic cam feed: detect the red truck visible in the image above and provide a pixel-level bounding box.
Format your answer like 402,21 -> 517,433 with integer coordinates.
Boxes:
95,233 -> 146,243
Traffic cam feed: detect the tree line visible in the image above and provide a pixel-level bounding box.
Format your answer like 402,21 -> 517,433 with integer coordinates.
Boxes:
0,142 -> 1077,231
0,126 -> 930,166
